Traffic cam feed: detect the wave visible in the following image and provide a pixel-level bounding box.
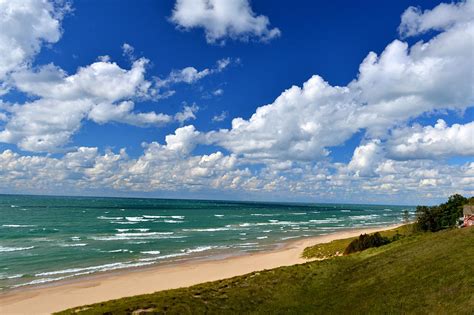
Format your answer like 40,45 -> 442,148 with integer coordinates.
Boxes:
60,243 -> 87,247
2,224 -> 36,228
0,274 -> 24,280
309,218 -> 342,224
349,214 -> 380,220
91,232 -> 182,241
340,210 -> 351,213
182,227 -> 232,232
125,217 -> 151,222
0,246 -> 35,253
106,249 -> 131,253
141,250 -> 161,255
116,228 -> 150,232
214,214 -> 225,217
113,221 -> 139,225
250,213 -> 277,217
164,220 -> 183,224
97,216 -> 123,220
143,215 -> 185,220
257,236 -> 268,239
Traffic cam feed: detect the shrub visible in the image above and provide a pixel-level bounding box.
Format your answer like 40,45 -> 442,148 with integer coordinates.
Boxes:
344,232 -> 390,255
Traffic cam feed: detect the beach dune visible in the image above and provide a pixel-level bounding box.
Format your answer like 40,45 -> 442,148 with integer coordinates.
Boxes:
0,225 -> 400,314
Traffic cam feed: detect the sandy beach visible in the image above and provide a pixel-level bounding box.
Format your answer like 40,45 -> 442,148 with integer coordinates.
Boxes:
0,225 -> 401,314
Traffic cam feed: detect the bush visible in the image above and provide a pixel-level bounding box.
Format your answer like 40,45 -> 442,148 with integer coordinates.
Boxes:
415,194 -> 467,232
344,232 -> 390,255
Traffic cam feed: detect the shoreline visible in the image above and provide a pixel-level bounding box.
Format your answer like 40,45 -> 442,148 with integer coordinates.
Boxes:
0,224 -> 402,314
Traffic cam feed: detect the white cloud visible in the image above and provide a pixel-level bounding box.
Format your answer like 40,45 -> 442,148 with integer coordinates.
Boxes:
205,1 -> 474,162
399,0 -> 474,37
0,144 -> 472,204
170,0 -> 280,44
212,111 -> 228,122
174,104 -> 199,124
88,101 -> 172,127
387,120 -> 474,160
0,0 -> 67,84
122,42 -> 135,60
156,57 -> 232,87
213,88 -> 224,96
348,140 -> 384,177
0,58 -> 172,152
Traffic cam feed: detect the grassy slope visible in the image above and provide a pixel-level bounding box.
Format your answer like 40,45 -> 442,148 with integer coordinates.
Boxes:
59,227 -> 474,315
302,224 -> 414,259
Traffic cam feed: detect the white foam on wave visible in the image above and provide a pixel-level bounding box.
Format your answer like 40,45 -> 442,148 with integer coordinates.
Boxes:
126,217 -> 151,222
280,235 -> 301,240
91,231 -> 183,241
309,218 -> 342,224
0,274 -> 23,280
0,246 -> 35,253
257,236 -> 268,239
290,212 -> 307,215
16,260 -> 158,288
2,224 -> 36,228
341,210 -> 351,213
97,216 -> 123,220
116,228 -> 150,233
141,250 -> 161,255
182,227 -> 231,232
60,243 -> 87,247
349,214 -> 380,220
250,213 -> 277,217
214,214 -> 224,217
107,249 -> 130,253
143,215 -> 185,220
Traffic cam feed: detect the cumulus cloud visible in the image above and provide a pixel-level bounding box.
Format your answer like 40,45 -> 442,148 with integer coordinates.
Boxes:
204,1 -> 474,162
0,143 -> 472,204
387,120 -> 474,160
0,58 -> 172,151
156,57 -> 232,87
0,0 -> 67,85
174,104 -> 199,124
170,0 -> 280,44
399,0 -> 474,37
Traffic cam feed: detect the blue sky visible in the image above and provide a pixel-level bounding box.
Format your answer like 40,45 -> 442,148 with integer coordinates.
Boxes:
0,0 -> 472,204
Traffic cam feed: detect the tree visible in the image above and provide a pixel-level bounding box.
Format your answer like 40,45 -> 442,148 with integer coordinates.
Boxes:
415,194 -> 468,232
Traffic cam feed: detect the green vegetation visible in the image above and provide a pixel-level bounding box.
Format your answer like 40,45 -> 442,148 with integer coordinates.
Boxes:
343,232 -> 390,255
415,194 -> 470,231
58,226 -> 474,315
302,224 -> 413,259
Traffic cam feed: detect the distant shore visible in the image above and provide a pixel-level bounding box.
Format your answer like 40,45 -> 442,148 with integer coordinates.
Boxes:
0,224 -> 402,314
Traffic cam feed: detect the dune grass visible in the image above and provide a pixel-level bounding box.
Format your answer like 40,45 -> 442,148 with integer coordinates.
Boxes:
302,224 -> 414,259
58,226 -> 474,314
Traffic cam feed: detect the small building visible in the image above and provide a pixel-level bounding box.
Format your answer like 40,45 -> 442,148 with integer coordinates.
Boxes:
463,205 -> 474,227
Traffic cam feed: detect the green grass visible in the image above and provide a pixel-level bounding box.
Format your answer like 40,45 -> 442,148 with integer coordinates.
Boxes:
58,227 -> 474,315
302,224 -> 415,259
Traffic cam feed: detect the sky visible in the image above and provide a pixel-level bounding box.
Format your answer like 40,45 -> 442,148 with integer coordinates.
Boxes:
0,0 -> 473,205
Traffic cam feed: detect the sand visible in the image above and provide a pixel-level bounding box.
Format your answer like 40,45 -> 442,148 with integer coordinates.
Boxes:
0,225 -> 402,314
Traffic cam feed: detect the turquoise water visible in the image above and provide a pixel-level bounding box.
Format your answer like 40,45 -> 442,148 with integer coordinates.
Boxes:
0,195 -> 413,290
